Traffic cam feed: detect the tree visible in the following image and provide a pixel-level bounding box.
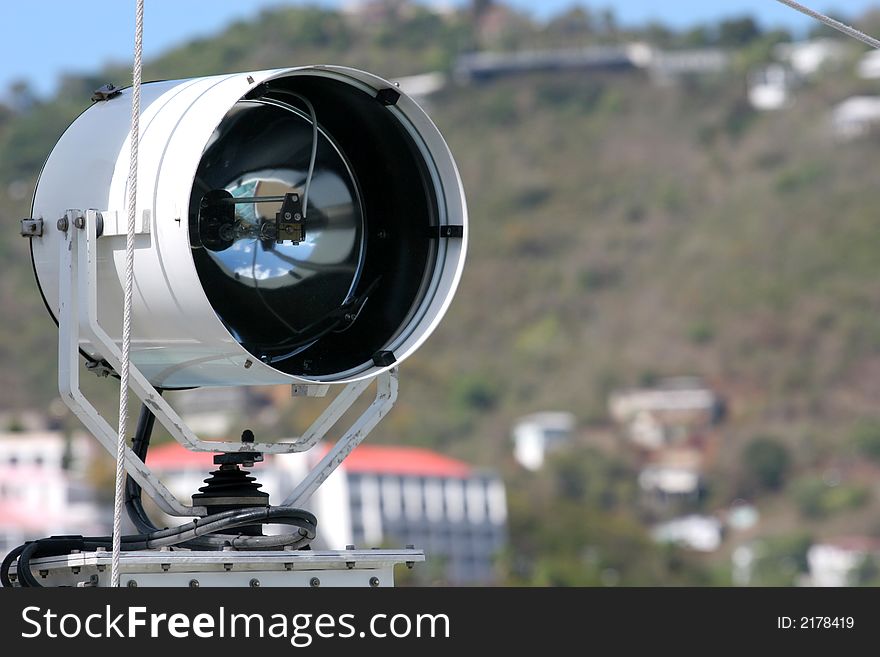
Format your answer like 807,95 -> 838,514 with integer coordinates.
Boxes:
718,17 -> 762,47
748,533 -> 812,586
682,25 -> 713,47
852,555 -> 880,586
6,80 -> 37,113
742,437 -> 791,493
471,0 -> 493,20
599,8 -> 617,35
852,422 -> 880,462
548,8 -> 593,37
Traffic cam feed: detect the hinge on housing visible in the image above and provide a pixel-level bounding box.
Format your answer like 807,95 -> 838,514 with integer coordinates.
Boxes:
20,218 -> 43,237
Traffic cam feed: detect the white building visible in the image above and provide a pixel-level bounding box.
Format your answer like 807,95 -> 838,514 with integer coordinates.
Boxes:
831,96 -> 880,141
638,464 -> 701,497
629,410 -> 666,450
609,377 -> 722,449
857,49 -> 880,79
148,441 -> 508,584
748,64 -> 795,111
807,537 -> 880,587
0,431 -> 106,553
652,515 -> 722,552
334,444 -> 507,584
646,48 -> 729,84
775,38 -> 849,77
609,378 -> 719,423
725,501 -> 759,532
731,544 -> 756,586
638,448 -> 702,498
512,411 -> 575,470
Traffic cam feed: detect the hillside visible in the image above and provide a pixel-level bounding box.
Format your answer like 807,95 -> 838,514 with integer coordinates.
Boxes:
5,4 -> 880,584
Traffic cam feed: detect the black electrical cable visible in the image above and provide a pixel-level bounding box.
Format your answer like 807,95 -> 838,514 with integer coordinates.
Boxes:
3,395 -> 319,586
0,543 -> 26,587
251,276 -> 381,355
4,507 -> 318,587
125,398 -> 162,534
5,536 -> 87,588
16,542 -> 43,588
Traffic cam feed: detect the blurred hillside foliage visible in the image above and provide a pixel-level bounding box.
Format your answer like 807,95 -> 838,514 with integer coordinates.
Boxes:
6,2 -> 880,585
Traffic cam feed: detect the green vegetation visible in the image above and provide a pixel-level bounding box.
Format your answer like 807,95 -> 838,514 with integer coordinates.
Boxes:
741,437 -> 791,494
5,3 -> 880,585
851,422 -> 880,462
746,532 -> 812,586
852,555 -> 880,586
502,447 -> 713,585
790,477 -> 869,519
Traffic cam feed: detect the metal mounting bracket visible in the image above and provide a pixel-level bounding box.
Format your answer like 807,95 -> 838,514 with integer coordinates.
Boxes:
57,209 -> 399,518
20,218 -> 43,237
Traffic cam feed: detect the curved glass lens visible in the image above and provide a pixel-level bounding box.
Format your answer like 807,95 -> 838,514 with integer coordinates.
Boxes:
189,99 -> 365,363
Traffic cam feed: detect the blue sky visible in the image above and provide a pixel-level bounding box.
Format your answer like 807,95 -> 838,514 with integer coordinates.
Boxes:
3,1 -> 879,97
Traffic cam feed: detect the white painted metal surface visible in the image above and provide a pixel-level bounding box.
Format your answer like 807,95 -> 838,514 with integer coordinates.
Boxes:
58,210 -> 195,516
31,65 -> 467,388
12,549 -> 424,587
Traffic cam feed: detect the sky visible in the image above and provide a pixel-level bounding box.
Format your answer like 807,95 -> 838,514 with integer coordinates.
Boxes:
2,1 -> 879,98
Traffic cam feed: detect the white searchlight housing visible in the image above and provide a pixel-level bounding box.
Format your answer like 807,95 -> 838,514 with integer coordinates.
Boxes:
7,67 -> 466,587
30,66 -> 467,388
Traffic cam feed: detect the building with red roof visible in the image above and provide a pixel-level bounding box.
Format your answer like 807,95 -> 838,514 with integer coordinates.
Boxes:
147,440 -> 507,584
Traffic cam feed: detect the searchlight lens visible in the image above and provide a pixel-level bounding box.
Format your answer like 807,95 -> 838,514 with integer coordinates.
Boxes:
191,97 -> 366,363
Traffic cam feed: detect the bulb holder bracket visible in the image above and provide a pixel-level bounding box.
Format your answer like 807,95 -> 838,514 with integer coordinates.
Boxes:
274,192 -> 305,244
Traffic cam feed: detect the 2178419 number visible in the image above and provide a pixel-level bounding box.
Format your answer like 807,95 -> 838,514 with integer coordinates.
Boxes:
777,617 -> 854,629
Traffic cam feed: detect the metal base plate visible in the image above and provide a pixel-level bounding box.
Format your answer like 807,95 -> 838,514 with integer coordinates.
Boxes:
10,548 -> 425,587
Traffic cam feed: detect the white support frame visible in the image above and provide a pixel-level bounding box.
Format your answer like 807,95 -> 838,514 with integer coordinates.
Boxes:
57,209 -> 398,518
